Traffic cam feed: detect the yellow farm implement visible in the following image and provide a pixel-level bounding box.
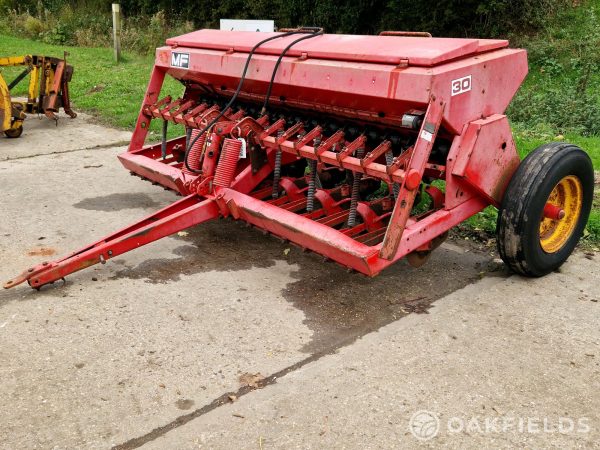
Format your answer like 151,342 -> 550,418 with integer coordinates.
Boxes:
0,54 -> 76,138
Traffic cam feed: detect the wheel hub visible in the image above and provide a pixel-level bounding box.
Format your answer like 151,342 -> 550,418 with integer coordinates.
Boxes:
539,175 -> 583,253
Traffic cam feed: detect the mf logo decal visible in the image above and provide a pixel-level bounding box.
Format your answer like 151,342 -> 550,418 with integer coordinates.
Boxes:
171,52 -> 190,69
451,75 -> 471,96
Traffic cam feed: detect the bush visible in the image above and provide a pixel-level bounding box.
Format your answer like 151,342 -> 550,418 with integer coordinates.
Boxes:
0,0 -> 573,39
0,10 -> 52,38
24,14 -> 44,36
120,11 -> 194,54
0,2 -> 193,54
508,4 -> 600,136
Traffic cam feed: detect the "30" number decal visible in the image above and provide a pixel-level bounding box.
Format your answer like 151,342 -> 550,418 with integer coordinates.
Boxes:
451,75 -> 472,96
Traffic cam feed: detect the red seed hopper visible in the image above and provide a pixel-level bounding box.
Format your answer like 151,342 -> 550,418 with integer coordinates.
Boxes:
5,28 -> 594,290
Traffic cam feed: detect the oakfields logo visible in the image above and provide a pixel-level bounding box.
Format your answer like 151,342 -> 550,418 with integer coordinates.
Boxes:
409,411 -> 591,441
409,411 -> 440,441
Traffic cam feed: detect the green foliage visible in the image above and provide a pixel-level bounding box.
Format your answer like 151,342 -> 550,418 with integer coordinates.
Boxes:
508,3 -> 600,136
0,0 -> 572,42
465,207 -> 498,235
0,1 -> 191,53
119,12 -> 194,55
24,15 -> 44,36
586,207 -> 600,245
109,0 -> 569,37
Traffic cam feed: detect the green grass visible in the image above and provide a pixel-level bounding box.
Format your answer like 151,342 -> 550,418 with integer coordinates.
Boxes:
514,128 -> 600,168
1,33 -> 598,245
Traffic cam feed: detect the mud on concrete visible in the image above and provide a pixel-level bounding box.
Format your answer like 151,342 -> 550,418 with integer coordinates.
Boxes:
110,218 -> 500,354
73,192 -> 162,212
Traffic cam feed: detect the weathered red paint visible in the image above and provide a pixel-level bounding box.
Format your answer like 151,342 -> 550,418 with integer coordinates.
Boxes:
451,115 -> 521,206
5,30 -> 528,290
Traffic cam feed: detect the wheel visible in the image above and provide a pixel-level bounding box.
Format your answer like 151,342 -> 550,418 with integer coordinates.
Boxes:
4,124 -> 23,138
496,142 -> 594,276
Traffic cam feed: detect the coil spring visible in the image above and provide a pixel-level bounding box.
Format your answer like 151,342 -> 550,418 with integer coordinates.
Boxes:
307,160 -> 318,212
385,150 -> 400,199
306,136 -> 321,212
214,138 -> 242,188
182,128 -> 206,175
272,130 -> 284,198
347,147 -> 365,228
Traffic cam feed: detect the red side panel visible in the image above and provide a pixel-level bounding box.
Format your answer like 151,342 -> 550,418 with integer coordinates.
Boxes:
451,114 -> 521,206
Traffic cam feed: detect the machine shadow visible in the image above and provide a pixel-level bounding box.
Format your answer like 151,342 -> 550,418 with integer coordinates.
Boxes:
111,219 -> 497,353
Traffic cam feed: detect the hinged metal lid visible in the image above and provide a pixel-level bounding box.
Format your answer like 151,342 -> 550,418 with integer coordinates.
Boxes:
166,30 -> 508,67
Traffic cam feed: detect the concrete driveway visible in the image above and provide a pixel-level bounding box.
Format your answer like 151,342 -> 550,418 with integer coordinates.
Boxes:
0,115 -> 598,449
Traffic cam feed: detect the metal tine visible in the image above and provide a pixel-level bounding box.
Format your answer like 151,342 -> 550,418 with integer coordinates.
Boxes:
277,122 -> 305,144
159,98 -> 183,120
387,145 -> 414,174
169,100 -> 195,124
336,135 -> 366,162
294,126 -> 323,156
146,95 -> 172,116
256,115 -> 270,127
193,105 -> 221,128
183,103 -> 209,127
152,95 -> 172,108
230,108 -> 246,121
314,130 -> 345,161
360,140 -> 391,168
262,118 -> 286,138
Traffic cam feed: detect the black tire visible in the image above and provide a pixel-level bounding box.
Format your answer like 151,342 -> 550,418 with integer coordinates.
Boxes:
4,125 -> 23,138
497,142 -> 594,276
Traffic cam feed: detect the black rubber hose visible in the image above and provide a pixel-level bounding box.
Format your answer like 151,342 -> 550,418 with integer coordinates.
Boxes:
183,29 -> 319,174
261,28 -> 324,115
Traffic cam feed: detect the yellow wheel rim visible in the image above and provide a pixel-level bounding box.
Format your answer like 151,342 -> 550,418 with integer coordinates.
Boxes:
539,175 -> 583,253
0,73 -> 12,132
